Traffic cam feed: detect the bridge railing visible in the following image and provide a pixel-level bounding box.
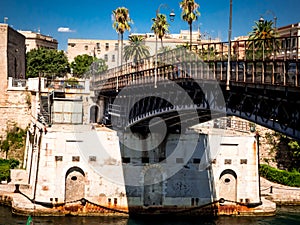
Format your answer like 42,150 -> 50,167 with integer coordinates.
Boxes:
92,36 -> 300,91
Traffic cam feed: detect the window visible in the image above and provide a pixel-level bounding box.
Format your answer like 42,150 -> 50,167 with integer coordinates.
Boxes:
96,43 -> 100,49
176,158 -> 184,163
224,159 -> 232,164
55,156 -> 63,161
141,157 -> 149,163
104,54 -> 108,62
89,156 -> 96,162
122,157 -> 130,163
193,158 -> 201,164
105,43 -> 109,51
72,156 -> 80,162
84,45 -> 88,50
240,159 -> 247,164
115,43 -> 118,51
112,54 -> 115,62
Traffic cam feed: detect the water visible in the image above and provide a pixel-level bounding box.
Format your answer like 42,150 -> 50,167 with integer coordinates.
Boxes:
0,205 -> 299,225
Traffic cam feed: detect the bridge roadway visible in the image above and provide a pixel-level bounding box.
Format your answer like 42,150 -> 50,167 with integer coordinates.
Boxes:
91,46 -> 300,141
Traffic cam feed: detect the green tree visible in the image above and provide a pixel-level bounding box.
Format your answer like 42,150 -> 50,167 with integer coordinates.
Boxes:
180,0 -> 200,50
151,14 -> 170,48
124,35 -> 150,63
85,58 -> 108,77
70,54 -> 95,78
247,20 -> 278,60
26,48 -> 69,78
112,7 -> 133,66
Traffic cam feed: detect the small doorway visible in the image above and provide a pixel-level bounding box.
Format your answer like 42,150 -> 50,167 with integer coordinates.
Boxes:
90,105 -> 99,123
65,167 -> 85,202
219,169 -> 237,202
143,167 -> 163,206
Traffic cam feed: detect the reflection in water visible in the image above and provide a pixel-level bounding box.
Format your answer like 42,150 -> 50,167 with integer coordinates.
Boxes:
0,206 -> 300,225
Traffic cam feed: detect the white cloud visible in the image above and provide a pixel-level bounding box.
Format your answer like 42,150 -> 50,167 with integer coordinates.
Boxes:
57,27 -> 75,33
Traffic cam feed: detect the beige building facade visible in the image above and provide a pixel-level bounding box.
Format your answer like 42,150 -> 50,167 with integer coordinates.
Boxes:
67,30 -> 221,69
0,23 -> 29,137
67,39 -> 125,68
18,30 -> 58,53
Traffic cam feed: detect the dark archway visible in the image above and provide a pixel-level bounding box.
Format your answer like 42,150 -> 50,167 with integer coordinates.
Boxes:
90,105 -> 99,123
219,169 -> 237,203
65,166 -> 85,202
143,167 -> 163,206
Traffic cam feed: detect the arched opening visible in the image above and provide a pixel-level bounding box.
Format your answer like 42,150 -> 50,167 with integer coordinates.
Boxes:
143,167 -> 163,206
90,105 -> 99,123
65,166 -> 85,202
219,169 -> 237,203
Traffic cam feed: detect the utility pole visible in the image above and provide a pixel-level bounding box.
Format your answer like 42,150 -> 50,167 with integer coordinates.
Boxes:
226,0 -> 232,90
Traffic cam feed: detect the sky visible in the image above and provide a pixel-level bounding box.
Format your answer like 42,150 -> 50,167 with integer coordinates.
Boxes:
1,0 -> 300,51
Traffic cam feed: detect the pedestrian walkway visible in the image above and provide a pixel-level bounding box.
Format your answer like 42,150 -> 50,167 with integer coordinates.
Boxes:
260,177 -> 300,205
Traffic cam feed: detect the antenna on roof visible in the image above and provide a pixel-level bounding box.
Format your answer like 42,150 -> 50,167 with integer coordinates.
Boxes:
4,17 -> 8,24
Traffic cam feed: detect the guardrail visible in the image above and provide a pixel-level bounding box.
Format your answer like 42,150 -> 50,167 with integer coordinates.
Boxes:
92,36 -> 300,91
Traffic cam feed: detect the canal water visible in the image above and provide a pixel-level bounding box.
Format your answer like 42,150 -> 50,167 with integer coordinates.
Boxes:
0,205 -> 299,225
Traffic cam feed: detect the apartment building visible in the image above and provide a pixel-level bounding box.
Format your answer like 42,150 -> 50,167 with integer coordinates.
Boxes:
66,30 -> 221,68
18,30 -> 58,52
67,39 -> 125,68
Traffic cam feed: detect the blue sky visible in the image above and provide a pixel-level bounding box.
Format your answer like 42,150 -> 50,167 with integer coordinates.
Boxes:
1,0 -> 300,51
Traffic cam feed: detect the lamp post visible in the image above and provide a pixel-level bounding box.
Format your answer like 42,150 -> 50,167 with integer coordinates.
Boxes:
259,10 -> 277,30
154,4 -> 175,88
226,0 -> 232,91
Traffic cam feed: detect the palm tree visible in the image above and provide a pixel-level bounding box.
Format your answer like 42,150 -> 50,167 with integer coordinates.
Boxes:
124,35 -> 150,64
180,0 -> 200,50
112,7 -> 133,66
151,14 -> 170,48
247,20 -> 278,60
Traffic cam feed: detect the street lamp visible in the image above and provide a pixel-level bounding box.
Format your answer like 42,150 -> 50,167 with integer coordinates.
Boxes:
259,16 -> 264,23
154,4 -> 175,88
259,10 -> 277,30
226,0 -> 232,91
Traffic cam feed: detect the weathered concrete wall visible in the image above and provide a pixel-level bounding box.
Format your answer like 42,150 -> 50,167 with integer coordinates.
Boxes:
15,124 -> 263,216
0,89 -> 31,137
22,124 -> 128,211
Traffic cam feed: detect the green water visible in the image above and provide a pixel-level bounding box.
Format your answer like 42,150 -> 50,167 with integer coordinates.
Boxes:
0,205 -> 299,225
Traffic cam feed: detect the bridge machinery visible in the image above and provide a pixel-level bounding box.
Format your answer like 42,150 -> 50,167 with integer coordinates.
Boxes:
92,45 -> 300,141
90,47 -> 278,216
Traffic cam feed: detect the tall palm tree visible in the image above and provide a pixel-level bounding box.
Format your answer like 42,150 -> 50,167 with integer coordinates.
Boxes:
112,7 -> 133,66
151,14 -> 170,48
247,20 -> 277,60
180,0 -> 200,50
124,35 -> 150,64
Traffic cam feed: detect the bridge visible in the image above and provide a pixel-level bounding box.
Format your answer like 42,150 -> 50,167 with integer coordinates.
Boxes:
91,36 -> 300,141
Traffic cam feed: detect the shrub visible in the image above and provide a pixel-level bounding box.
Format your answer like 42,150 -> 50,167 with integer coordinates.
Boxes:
260,164 -> 300,187
0,158 -> 20,182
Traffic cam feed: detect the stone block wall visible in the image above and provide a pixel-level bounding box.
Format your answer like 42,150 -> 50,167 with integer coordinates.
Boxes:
0,89 -> 32,137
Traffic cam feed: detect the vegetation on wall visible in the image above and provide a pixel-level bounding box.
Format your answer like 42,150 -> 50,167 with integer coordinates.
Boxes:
264,131 -> 300,171
260,164 -> 300,187
0,125 -> 26,159
0,158 -> 20,182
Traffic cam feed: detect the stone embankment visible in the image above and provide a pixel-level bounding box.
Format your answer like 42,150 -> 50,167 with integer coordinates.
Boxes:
260,177 -> 300,205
